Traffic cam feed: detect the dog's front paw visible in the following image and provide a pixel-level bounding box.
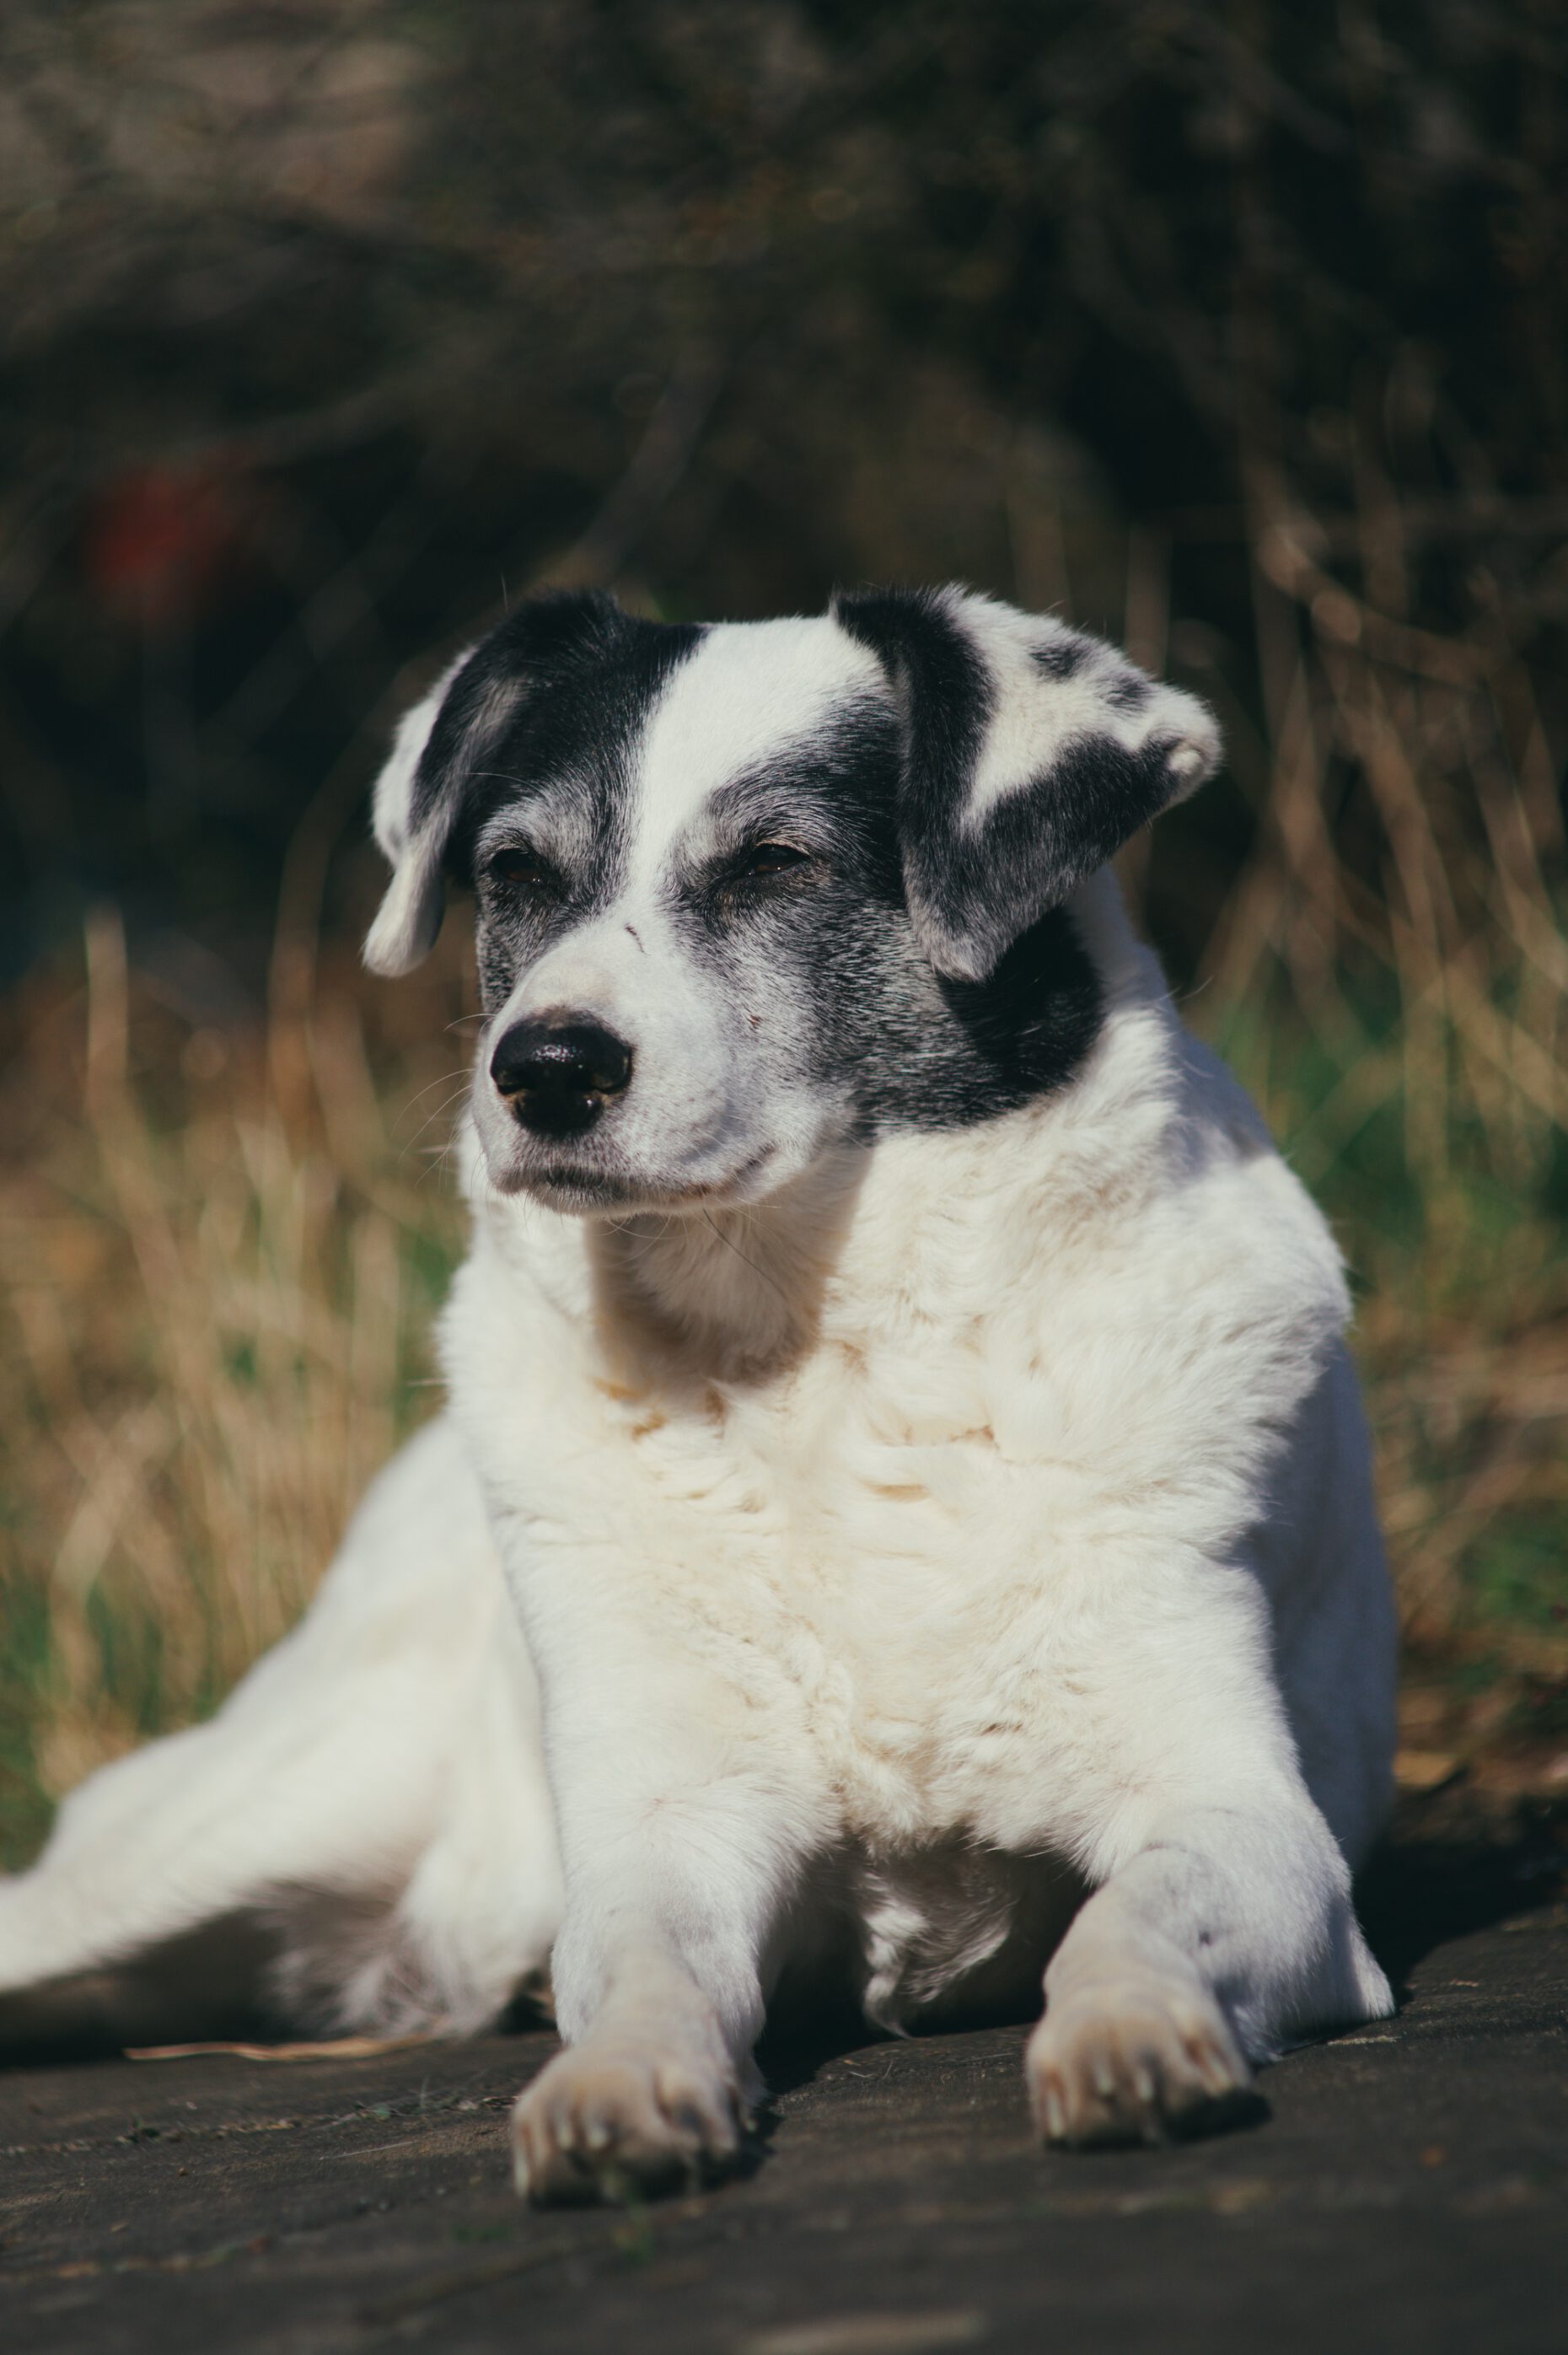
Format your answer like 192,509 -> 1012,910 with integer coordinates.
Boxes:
512,2042 -> 748,2204
1026,1979 -> 1251,2148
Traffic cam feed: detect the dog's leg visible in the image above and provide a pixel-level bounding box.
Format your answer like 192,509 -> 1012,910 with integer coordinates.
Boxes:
1,1418 -> 556,2045
1023,1605 -> 1393,2147
507,1686 -> 814,2203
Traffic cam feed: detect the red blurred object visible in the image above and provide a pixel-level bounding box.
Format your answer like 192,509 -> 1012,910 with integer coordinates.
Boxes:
79,460 -> 260,628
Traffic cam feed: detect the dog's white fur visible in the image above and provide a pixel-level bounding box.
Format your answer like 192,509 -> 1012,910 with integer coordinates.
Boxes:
0,591 -> 1396,2196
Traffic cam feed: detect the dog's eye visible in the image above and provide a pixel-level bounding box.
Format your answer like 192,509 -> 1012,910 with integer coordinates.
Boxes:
487,847 -> 556,894
730,842 -> 814,883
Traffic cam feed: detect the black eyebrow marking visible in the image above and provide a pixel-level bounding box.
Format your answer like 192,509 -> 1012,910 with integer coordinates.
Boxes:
1034,635 -> 1092,681
422,600 -> 706,896
698,700 -> 900,829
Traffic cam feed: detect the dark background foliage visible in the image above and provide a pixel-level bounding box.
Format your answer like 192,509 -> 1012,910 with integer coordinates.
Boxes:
3,0 -> 1562,981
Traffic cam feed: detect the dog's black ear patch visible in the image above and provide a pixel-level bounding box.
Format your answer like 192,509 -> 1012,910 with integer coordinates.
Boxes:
364,590 -> 633,976
834,585 -> 1221,982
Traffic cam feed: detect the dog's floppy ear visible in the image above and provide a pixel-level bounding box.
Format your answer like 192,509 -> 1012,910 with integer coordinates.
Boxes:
362,653 -> 473,976
363,590 -> 629,977
833,585 -> 1221,983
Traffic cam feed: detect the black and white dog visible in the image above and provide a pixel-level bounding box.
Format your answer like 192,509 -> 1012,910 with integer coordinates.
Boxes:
1,586 -> 1397,2198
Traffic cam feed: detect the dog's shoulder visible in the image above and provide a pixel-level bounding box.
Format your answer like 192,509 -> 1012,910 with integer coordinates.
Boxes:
847,872 -> 1342,1325
786,877 -> 1354,1561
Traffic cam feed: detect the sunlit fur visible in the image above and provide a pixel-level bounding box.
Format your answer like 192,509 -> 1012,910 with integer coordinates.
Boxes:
0,589 -> 1395,2190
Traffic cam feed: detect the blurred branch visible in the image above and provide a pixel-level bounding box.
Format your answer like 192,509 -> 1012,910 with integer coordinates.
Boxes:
555,340 -> 730,586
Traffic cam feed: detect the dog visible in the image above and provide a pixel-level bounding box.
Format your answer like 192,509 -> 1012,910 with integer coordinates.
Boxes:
0,584 -> 1398,2199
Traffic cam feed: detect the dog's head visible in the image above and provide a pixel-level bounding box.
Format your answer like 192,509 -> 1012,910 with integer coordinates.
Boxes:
365,586 -> 1218,1214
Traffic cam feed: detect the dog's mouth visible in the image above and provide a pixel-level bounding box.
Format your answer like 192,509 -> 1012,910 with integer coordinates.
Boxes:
496,1147 -> 779,1217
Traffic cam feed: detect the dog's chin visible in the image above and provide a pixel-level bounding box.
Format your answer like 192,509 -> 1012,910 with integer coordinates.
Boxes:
484,1144 -> 785,1218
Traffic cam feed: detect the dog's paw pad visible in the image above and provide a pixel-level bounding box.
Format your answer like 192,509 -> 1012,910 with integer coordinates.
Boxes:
511,2045 -> 745,2204
1026,1981 -> 1251,2148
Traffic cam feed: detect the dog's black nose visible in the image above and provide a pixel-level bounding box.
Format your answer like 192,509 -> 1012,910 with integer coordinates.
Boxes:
489,1016 -> 634,1138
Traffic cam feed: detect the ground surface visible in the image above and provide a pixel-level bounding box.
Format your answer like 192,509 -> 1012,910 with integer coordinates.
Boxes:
3,1825 -> 1565,2355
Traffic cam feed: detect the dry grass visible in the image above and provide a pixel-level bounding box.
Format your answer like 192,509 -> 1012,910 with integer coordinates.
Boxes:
2,543 -> 1565,1863
1194,494 -> 1568,1793
0,911 -> 471,1863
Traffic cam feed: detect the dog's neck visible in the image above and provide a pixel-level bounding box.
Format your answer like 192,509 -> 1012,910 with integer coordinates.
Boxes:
582,1148 -> 869,1384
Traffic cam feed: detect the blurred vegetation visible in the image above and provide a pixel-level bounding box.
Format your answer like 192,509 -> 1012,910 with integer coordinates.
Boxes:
1,1 -> 1565,1860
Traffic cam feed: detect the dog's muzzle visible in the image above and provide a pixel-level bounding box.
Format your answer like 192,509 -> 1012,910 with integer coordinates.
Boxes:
490,1015 -> 634,1140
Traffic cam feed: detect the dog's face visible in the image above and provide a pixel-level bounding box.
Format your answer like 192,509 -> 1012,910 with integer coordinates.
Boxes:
366,588 -> 1218,1214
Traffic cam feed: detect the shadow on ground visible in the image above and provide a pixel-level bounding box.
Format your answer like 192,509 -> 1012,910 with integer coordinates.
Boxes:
1356,1784 -> 1568,1992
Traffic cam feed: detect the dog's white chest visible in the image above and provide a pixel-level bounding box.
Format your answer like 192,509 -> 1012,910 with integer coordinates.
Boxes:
621,1410 -> 1048,1838
458,1252 -> 1086,1846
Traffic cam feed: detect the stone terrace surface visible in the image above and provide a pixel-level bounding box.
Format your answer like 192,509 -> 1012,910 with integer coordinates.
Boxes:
2,1838 -> 1565,2355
